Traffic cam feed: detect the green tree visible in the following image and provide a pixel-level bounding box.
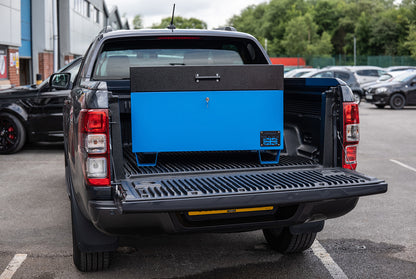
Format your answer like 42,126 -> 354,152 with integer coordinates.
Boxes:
369,10 -> 402,55
313,0 -> 341,36
224,0 -> 416,57
227,4 -> 267,37
404,24 -> 416,58
355,12 -> 371,55
133,15 -> 143,29
309,31 -> 334,56
281,13 -> 333,56
151,16 -> 207,29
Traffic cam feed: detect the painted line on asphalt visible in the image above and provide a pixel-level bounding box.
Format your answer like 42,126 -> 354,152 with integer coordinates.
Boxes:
390,159 -> 416,173
312,241 -> 348,279
0,254 -> 27,279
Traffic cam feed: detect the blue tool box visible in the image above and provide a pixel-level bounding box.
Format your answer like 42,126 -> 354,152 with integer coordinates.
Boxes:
130,65 -> 284,166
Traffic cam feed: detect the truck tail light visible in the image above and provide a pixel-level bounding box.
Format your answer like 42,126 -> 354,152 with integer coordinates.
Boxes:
343,103 -> 359,170
80,109 -> 110,186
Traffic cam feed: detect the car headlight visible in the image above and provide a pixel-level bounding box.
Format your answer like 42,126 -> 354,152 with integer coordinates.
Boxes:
375,87 -> 388,94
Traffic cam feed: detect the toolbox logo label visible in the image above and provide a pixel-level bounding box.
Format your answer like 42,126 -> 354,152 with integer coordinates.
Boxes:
260,131 -> 281,147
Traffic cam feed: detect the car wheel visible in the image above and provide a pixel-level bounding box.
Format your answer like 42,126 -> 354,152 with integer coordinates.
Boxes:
353,92 -> 361,104
263,227 -> 316,253
389,93 -> 405,110
375,104 -> 385,109
0,113 -> 26,154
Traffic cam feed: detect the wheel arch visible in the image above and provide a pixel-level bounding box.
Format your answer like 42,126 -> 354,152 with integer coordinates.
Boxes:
0,105 -> 29,141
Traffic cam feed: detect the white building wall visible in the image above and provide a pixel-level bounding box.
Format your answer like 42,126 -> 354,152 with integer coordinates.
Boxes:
0,0 -> 21,47
43,0 -> 54,52
68,0 -> 103,56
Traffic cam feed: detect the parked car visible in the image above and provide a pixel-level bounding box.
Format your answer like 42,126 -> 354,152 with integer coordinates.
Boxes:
303,68 -> 363,103
284,68 -> 317,78
0,57 -> 82,154
345,66 -> 386,85
365,71 -> 416,109
362,70 -> 415,91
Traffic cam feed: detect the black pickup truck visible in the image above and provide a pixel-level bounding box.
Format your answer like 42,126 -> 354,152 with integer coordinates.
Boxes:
57,28 -> 387,272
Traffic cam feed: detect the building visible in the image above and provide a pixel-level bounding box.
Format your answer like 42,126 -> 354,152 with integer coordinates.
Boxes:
0,0 -> 129,88
0,1 -> 21,89
33,0 -> 109,84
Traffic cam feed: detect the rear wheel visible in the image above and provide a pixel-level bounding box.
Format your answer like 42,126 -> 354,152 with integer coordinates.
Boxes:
389,93 -> 405,110
0,113 -> 26,154
263,227 -> 316,253
72,241 -> 112,272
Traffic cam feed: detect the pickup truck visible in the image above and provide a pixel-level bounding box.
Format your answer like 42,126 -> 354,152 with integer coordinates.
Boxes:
56,28 -> 388,272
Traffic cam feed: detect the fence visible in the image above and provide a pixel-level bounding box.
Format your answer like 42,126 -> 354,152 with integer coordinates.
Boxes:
279,55 -> 416,68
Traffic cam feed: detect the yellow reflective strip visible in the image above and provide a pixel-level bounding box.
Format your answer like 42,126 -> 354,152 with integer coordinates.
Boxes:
188,206 -> 274,216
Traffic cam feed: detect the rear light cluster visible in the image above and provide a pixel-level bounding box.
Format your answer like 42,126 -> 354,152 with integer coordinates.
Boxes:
342,102 -> 360,170
79,109 -> 110,186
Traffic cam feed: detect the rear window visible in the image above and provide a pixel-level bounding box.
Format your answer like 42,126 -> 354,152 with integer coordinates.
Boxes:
356,69 -> 382,77
334,71 -> 350,81
312,71 -> 333,78
92,36 -> 267,80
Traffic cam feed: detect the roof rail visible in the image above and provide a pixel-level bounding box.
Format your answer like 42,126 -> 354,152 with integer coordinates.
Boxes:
215,26 -> 237,31
99,25 -> 113,35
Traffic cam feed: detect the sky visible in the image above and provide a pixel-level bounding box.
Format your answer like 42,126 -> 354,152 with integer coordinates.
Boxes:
105,0 -> 268,29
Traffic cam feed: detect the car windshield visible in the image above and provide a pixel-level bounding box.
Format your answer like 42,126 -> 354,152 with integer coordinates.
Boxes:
391,71 -> 416,83
378,74 -> 392,81
92,36 -> 268,80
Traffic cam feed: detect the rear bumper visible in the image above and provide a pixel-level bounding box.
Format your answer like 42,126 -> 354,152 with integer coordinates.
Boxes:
88,177 -> 387,234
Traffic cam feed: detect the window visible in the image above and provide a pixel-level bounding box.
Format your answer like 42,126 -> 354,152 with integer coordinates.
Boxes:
92,37 -> 267,80
313,71 -> 333,78
335,71 -> 350,81
356,70 -> 380,77
85,1 -> 90,17
94,8 -> 100,23
74,0 -> 92,17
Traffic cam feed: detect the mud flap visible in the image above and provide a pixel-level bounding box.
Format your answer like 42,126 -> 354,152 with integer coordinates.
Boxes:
71,190 -> 118,253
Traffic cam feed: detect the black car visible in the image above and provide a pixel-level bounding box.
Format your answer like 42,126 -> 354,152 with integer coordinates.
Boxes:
365,71 -> 416,109
303,68 -> 363,103
0,57 -> 82,154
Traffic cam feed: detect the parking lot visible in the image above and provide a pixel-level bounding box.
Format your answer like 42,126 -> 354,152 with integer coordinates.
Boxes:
0,102 -> 415,279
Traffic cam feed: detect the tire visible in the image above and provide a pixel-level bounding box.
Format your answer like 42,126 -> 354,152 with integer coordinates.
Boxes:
71,196 -> 113,272
353,92 -> 361,104
263,227 -> 316,254
0,113 -> 26,154
389,93 -> 405,110
375,104 -> 385,109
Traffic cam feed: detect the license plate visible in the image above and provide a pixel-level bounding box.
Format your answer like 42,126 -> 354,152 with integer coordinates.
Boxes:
366,95 -> 373,100
188,206 -> 274,216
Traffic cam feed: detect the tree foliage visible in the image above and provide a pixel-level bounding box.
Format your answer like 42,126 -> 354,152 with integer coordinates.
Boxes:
404,24 -> 416,58
133,15 -> 143,29
151,16 -> 207,29
226,0 -> 416,57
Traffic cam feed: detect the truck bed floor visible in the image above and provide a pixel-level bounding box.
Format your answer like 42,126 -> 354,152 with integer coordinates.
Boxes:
123,147 -> 318,178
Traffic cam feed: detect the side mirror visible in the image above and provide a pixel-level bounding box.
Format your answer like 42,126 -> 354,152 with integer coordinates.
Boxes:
49,73 -> 71,90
